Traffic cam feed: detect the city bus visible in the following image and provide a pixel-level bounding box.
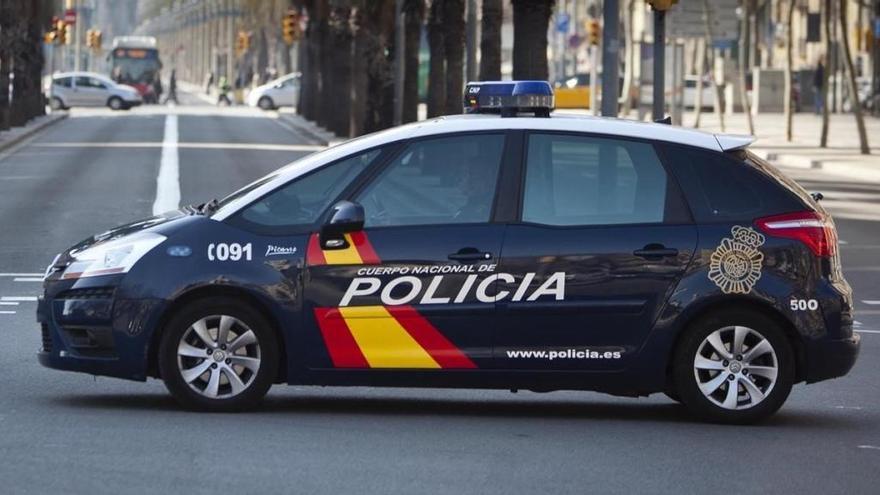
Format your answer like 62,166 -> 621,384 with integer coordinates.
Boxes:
109,36 -> 162,103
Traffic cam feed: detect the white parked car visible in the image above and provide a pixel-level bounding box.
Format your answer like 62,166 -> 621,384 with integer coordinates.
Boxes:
49,72 -> 142,110
247,73 -> 301,110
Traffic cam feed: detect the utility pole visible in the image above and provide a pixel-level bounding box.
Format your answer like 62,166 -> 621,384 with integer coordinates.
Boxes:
466,0 -> 478,81
600,0 -> 619,116
393,0 -> 405,125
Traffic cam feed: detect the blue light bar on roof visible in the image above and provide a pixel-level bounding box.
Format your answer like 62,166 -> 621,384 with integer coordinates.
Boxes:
463,80 -> 555,117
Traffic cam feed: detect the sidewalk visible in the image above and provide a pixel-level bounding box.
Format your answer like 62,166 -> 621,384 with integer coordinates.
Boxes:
0,112 -> 68,153
680,111 -> 880,182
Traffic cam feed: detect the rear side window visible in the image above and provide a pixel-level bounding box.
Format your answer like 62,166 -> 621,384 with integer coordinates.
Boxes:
662,145 -> 807,223
54,77 -> 72,88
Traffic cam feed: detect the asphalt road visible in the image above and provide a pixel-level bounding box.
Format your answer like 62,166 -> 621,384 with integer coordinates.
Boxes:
0,98 -> 878,494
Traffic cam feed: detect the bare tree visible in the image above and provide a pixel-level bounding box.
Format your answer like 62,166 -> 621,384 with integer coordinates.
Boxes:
402,0 -> 425,123
737,0 -> 754,134
820,0 -> 831,147
784,0 -> 795,141
510,0 -> 554,80
478,0 -> 502,80
701,0 -> 725,132
619,0 -> 635,116
837,0 -> 869,154
427,0 -> 446,117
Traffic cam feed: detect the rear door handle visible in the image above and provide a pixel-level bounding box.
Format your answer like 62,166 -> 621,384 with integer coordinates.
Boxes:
633,245 -> 679,258
448,248 -> 493,262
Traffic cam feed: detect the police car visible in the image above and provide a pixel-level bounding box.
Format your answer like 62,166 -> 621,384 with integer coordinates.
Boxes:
38,81 -> 859,423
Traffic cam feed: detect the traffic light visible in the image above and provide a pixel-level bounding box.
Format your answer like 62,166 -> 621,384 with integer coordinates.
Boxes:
282,11 -> 300,45
647,0 -> 678,11
56,20 -> 69,45
587,19 -> 600,46
86,29 -> 95,48
93,30 -> 102,50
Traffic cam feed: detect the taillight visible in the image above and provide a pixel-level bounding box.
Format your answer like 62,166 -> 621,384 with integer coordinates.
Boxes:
755,211 -> 837,257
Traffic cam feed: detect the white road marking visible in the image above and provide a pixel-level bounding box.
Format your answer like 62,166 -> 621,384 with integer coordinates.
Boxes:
32,142 -> 324,151
855,329 -> 880,334
13,277 -> 43,282
861,300 -> 880,305
0,302 -> 19,306
0,273 -> 43,277
833,405 -> 863,410
0,311 -> 15,315
1,296 -> 37,302
153,114 -> 180,215
858,445 -> 880,450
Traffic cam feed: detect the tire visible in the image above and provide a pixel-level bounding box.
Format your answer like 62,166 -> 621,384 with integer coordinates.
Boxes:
107,96 -> 124,110
671,309 -> 795,424
49,97 -> 66,110
158,297 -> 279,412
257,96 -> 275,110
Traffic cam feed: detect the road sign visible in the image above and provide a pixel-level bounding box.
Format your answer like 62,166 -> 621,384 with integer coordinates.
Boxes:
667,0 -> 738,41
64,8 -> 76,25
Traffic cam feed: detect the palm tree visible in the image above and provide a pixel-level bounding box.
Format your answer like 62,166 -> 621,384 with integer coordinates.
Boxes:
837,0 -> 869,154
510,0 -> 554,80
478,0 -> 501,81
427,0 -> 446,117
443,0 -> 465,114
402,0 -> 425,123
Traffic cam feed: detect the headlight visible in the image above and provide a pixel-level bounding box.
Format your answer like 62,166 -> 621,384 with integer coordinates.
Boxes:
62,232 -> 166,280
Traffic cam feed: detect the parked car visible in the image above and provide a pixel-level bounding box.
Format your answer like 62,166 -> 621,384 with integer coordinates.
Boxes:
49,72 -> 142,111
247,73 -> 301,110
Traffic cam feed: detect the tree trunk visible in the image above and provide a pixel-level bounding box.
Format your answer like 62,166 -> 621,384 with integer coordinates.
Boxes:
737,0 -> 754,135
350,6 -> 369,136
820,0 -> 832,147
427,0 -> 446,117
619,0 -> 635,116
327,5 -> 353,136
443,0 -> 465,114
693,38 -> 706,127
362,0 -> 396,133
838,0 -> 870,154
784,0 -> 795,141
0,0 -> 12,131
402,0 -> 425,123
701,0 -> 725,132
298,0 -> 317,120
478,0 -> 502,80
10,2 -> 29,127
511,0 -> 554,80
313,1 -> 331,129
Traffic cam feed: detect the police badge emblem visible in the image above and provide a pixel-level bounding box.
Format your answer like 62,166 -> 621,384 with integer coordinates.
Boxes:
708,226 -> 766,294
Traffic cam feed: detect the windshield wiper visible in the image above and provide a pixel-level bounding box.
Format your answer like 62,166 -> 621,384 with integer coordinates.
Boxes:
200,198 -> 220,214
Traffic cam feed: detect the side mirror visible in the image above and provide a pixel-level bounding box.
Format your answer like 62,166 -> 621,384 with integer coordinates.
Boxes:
320,200 -> 365,249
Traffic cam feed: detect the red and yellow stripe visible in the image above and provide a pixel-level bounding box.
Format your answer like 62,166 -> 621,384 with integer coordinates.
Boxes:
307,232 -> 379,266
315,305 -> 477,369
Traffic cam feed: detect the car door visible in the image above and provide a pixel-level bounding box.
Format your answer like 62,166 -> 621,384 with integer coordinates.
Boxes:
276,77 -> 299,106
493,132 -> 698,371
303,132 -> 510,371
73,76 -> 106,106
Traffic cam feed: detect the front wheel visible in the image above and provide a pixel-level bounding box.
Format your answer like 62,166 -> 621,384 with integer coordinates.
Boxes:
672,309 -> 795,424
257,96 -> 275,110
158,298 -> 279,411
107,96 -> 124,110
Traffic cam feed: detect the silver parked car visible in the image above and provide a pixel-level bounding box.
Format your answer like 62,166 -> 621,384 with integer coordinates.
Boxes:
49,72 -> 143,111
247,73 -> 300,110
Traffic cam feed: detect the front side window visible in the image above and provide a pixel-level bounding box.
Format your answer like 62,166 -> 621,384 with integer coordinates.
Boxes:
522,133 -> 668,226
54,77 -> 72,88
356,134 -> 505,228
235,148 -> 381,228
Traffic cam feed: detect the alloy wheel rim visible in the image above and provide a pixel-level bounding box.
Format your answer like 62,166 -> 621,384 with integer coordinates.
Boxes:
693,326 -> 778,411
177,315 -> 261,399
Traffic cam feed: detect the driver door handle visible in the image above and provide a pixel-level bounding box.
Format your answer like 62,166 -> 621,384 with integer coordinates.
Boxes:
633,244 -> 679,258
448,248 -> 493,262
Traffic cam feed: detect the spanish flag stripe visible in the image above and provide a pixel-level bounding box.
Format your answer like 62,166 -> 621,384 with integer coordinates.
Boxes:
385,305 -> 478,369
338,306 -> 440,369
321,233 -> 365,265
349,230 -> 380,264
313,307 -> 369,367
306,233 -> 327,266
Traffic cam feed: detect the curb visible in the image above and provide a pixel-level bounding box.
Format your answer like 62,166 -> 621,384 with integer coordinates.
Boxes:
276,113 -> 336,147
0,112 -> 68,154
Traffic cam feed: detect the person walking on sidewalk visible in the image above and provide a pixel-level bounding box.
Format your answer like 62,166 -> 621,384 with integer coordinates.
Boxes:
163,70 -> 179,105
217,76 -> 232,106
813,59 -> 825,115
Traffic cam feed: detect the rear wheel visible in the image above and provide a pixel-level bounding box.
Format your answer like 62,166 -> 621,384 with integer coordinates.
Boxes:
49,97 -> 66,110
107,96 -> 124,110
672,309 -> 795,424
158,298 -> 279,411
257,96 -> 275,110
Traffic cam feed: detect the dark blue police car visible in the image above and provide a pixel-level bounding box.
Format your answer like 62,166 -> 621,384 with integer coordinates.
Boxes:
37,81 -> 859,423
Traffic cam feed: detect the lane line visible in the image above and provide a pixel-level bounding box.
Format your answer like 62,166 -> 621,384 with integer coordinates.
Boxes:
13,277 -> 43,282
31,142 -> 324,151
1,297 -> 37,302
858,445 -> 880,450
0,302 -> 19,306
861,300 -> 880,305
0,273 -> 43,277
855,329 -> 880,334
0,311 -> 16,315
153,114 -> 180,215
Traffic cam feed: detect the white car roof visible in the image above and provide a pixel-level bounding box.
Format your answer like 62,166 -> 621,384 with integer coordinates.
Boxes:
53,71 -> 113,82
211,113 -> 755,220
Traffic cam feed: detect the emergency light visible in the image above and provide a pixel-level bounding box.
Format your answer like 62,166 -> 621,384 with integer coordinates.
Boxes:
463,80 -> 554,117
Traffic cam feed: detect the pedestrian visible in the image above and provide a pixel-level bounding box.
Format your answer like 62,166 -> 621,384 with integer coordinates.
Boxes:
813,58 -> 825,115
205,71 -> 214,95
163,69 -> 179,105
217,76 -> 232,106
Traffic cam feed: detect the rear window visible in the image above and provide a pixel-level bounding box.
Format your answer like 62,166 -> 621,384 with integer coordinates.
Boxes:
662,144 -> 809,223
